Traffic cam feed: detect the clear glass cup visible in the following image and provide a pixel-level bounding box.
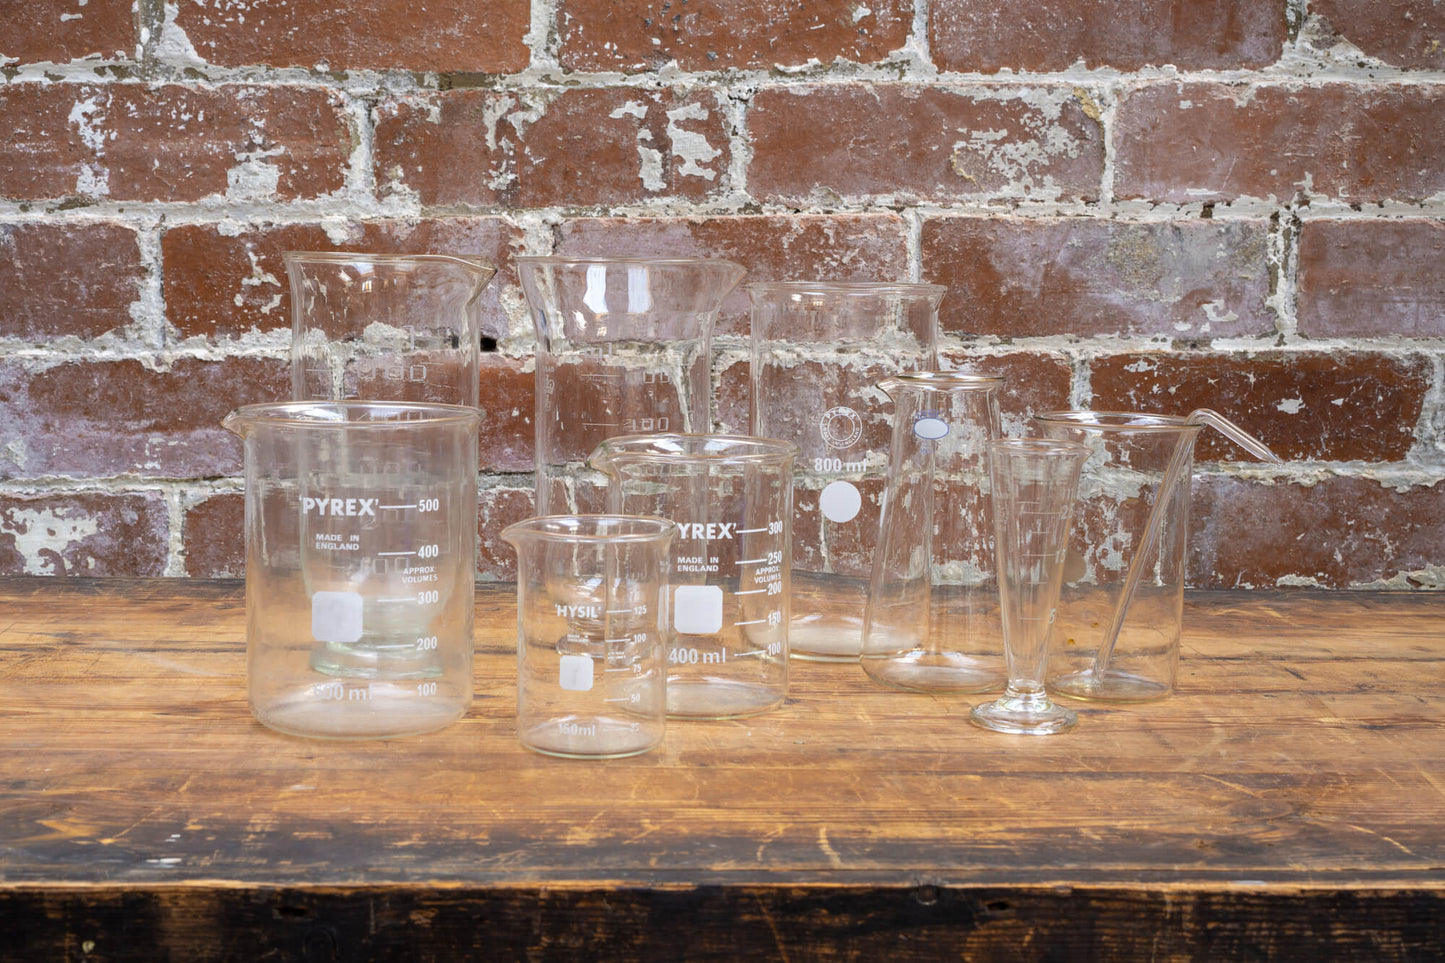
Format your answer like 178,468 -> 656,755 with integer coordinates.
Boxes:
286,252 -> 497,407
517,256 -> 746,515
224,401 -> 481,740
860,372 -> 1005,692
502,515 -> 676,759
589,434 -> 797,719
1034,411 -> 1206,702
747,282 -> 943,661
970,438 -> 1091,736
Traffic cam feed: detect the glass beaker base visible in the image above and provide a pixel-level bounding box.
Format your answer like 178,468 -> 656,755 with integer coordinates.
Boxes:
860,652 -> 1004,693
251,687 -> 467,740
788,622 -> 864,662
310,641 -> 445,681
521,716 -> 662,759
1051,669 -> 1172,703
666,678 -> 783,719
969,697 -> 1077,735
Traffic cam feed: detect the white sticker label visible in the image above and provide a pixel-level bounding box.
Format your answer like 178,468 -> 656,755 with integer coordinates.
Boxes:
674,584 -> 724,635
311,590 -> 363,644
819,480 -> 862,524
914,416 -> 949,440
559,653 -> 595,691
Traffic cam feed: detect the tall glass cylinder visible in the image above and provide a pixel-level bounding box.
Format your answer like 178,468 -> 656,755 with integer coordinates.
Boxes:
747,282 -> 942,661
518,256 -> 746,515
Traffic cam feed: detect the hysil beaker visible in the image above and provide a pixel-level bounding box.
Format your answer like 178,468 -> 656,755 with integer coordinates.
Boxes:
1033,411 -> 1203,702
517,256 -> 746,515
503,515 -> 675,759
860,372 -> 1005,693
224,401 -> 480,739
589,434 -> 797,719
287,252 -> 496,407
747,282 -> 943,661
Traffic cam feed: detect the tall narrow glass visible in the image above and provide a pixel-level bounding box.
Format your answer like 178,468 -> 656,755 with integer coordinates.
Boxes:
748,282 -> 943,661
971,438 -> 1091,736
517,256 -> 746,515
860,371 -> 1004,692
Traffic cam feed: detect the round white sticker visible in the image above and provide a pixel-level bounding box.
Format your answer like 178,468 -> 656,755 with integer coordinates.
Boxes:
914,417 -> 949,440
819,480 -> 862,523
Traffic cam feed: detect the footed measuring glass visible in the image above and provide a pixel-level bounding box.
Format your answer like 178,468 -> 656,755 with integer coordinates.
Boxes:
286,252 -> 496,406
590,434 -> 797,719
970,438 -> 1090,736
503,515 -> 675,759
518,256 -> 746,515
748,282 -> 943,661
860,372 -> 1005,692
224,401 -> 480,740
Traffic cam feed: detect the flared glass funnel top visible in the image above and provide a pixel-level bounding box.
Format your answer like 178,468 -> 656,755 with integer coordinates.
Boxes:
518,257 -> 746,515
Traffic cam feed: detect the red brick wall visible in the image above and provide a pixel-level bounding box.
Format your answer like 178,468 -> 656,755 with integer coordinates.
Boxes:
1,0 -> 1442,590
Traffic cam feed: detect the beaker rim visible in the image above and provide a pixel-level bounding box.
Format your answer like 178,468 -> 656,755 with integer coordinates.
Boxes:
1034,410 -> 1207,433
745,280 -> 947,298
591,432 -> 799,467
281,250 -> 497,276
515,255 -> 746,270
223,400 -> 483,430
880,370 -> 1004,390
502,514 -> 678,544
989,437 -> 1093,457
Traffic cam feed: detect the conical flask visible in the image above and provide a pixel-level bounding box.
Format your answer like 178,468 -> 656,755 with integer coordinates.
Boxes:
860,371 -> 1005,692
286,252 -> 496,407
517,256 -> 746,516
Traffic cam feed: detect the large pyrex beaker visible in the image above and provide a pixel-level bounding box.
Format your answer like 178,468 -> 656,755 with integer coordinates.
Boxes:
860,371 -> 1006,693
517,256 -> 746,515
286,252 -> 497,407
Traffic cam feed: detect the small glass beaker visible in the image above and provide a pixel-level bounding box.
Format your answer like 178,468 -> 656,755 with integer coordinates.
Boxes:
1034,411 -> 1205,702
860,371 -> 1005,692
224,401 -> 481,740
748,281 -> 943,661
286,252 -> 497,407
517,256 -> 746,515
589,434 -> 797,719
502,515 -> 676,759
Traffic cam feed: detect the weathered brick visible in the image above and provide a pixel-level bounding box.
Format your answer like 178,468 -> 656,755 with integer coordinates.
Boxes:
1297,218 -> 1445,339
375,88 -> 731,208
0,357 -> 288,479
478,486 -> 536,581
0,83 -> 353,203
747,84 -> 1104,204
476,354 -> 534,473
171,0 -> 529,73
556,214 -> 911,335
161,219 -> 520,342
557,0 -> 912,72
0,223 -> 142,340
1,0 -> 135,64
1192,475 -> 1445,589
0,492 -> 168,577
1088,352 -> 1430,463
1308,0 -> 1445,71
931,0 -> 1285,73
1115,82 -> 1445,204
939,351 -> 1074,433
922,216 -> 1275,339
183,492 -> 244,578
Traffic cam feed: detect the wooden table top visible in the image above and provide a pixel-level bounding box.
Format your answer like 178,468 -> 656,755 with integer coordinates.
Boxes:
1,578 -> 1442,959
